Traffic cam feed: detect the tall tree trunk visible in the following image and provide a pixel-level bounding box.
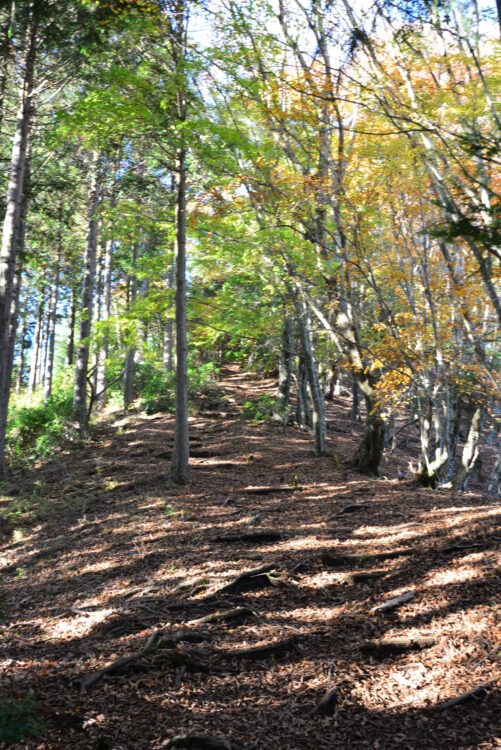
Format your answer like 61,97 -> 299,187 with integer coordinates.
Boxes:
28,286 -> 44,397
123,243 -> 138,411
44,217 -> 62,400
295,355 -> 308,428
296,300 -> 326,456
350,390 -> 386,476
452,406 -> 483,490
16,307 -> 29,393
171,145 -> 189,484
72,157 -> 100,439
170,0 -> 189,484
274,314 -> 294,424
0,4 -> 13,137
163,266 -> 174,372
6,143 -> 31,402
0,19 -> 36,477
66,285 -> 76,367
96,157 -> 118,409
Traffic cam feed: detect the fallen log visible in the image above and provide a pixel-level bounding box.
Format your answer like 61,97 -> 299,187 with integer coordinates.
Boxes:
372,590 -> 416,613
162,735 -> 244,750
214,530 -> 282,544
433,682 -> 493,711
218,636 -> 295,662
309,688 -> 338,718
361,635 -> 435,655
186,607 -> 254,626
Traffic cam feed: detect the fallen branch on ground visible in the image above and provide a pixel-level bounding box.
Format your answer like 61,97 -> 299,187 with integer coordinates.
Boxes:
372,591 -> 416,613
361,635 -> 435,654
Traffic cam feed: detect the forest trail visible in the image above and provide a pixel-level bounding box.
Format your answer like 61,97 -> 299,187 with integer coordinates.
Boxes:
0,366 -> 500,749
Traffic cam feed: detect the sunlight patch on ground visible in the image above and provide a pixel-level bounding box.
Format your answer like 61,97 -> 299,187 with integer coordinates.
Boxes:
45,609 -> 115,640
424,563 -> 486,588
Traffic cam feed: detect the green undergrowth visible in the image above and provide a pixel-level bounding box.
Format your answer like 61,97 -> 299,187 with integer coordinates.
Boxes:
0,692 -> 44,745
6,374 -> 73,466
137,360 -> 220,414
242,394 -> 276,423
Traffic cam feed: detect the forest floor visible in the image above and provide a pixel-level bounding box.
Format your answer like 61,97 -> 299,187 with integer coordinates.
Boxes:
0,365 -> 500,750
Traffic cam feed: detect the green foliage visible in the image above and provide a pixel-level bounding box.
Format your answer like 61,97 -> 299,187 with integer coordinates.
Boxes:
6,376 -> 73,464
242,394 -> 276,423
0,692 -> 44,745
136,360 -> 219,414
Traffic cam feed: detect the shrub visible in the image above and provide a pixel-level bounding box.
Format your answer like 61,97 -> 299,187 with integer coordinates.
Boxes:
0,692 -> 43,745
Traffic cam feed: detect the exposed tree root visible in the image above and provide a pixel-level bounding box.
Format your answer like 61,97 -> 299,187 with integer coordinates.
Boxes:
322,548 -> 412,567
217,636 -> 296,662
211,564 -> 275,596
309,688 -> 338,717
243,485 -> 301,494
75,629 -> 210,692
186,607 -> 255,626
214,530 -> 282,544
333,503 -> 370,516
433,681 -> 494,711
162,734 -> 244,749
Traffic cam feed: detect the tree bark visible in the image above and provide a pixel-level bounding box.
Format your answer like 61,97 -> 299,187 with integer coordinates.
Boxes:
66,284 -> 76,367
170,0 -> 189,484
452,406 -> 483,490
123,243 -> 138,411
72,156 -> 100,439
0,21 -> 36,476
96,158 -> 118,409
171,145 -> 189,483
163,265 -> 174,372
296,300 -> 325,456
275,314 -> 294,424
28,286 -> 44,397
44,215 -> 62,400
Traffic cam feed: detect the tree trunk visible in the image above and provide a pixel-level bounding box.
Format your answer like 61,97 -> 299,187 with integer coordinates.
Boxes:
275,314 -> 294,424
163,265 -> 174,372
0,20 -> 36,477
350,389 -> 385,476
6,142 -> 31,403
452,406 -> 483,490
72,157 -> 100,439
296,300 -> 325,456
171,145 -> 189,484
44,220 -> 62,400
28,286 -> 44,397
15,308 -> 29,393
96,158 -> 117,409
123,243 -> 138,411
66,285 -> 76,367
295,355 -> 308,428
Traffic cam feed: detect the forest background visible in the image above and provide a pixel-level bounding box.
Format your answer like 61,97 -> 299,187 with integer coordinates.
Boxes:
0,0 -> 500,492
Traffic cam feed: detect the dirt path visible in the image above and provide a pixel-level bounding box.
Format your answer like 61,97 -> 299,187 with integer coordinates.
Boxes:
1,366 -> 500,749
